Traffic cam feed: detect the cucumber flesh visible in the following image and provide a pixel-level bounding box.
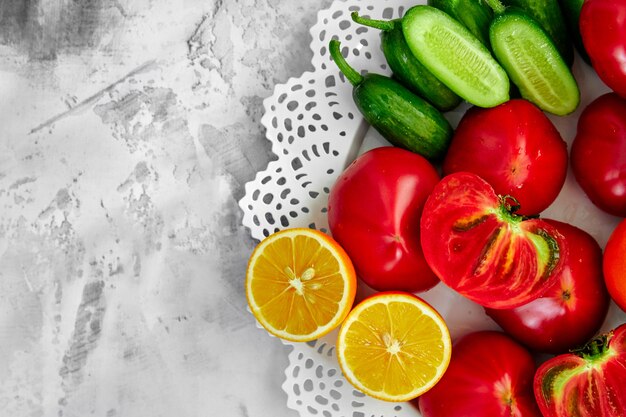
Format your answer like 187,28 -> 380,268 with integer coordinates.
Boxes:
402,5 -> 510,108
489,12 -> 579,115
427,0 -> 494,48
503,0 -> 574,66
350,12 -> 462,111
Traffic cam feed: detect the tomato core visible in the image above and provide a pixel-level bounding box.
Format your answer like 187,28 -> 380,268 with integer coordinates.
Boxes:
494,374 -> 517,413
507,153 -> 531,184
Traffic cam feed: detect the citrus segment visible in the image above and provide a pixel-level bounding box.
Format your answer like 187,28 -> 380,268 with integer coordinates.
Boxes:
336,292 -> 451,402
246,228 -> 357,342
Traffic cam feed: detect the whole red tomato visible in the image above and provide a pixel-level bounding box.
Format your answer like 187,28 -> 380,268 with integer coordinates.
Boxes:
443,99 -> 568,216
571,93 -> 626,217
603,218 -> 626,312
416,331 -> 541,417
327,147 -> 440,292
534,323 -> 626,417
486,220 -> 610,354
580,0 -> 626,98
420,172 -> 567,309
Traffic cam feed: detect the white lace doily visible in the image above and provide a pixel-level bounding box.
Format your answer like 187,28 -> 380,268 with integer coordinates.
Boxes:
238,0 -> 624,416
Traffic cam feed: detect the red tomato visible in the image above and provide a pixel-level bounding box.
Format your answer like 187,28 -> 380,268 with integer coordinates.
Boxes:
416,331 -> 541,417
571,93 -> 626,217
420,172 -> 567,309
486,220 -> 610,354
603,218 -> 626,312
580,0 -> 626,98
327,147 -> 440,292
443,99 -> 568,216
534,323 -> 626,417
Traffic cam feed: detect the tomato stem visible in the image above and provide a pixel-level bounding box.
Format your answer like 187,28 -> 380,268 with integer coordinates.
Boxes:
572,331 -> 612,360
501,195 -> 521,214
499,195 -> 541,221
498,195 -> 527,224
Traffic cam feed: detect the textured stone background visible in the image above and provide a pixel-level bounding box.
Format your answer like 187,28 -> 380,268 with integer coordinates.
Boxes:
0,0 -> 330,415
3,1 -> 626,416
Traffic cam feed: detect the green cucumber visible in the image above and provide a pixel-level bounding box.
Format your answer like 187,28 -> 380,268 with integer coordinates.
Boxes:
328,39 -> 453,161
558,0 -> 590,64
401,5 -> 510,108
486,2 -> 579,115
427,0 -> 494,48
502,0 -> 574,66
350,12 -> 462,112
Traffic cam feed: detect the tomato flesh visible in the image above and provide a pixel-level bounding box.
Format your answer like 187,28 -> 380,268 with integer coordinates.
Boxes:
534,324 -> 626,417
421,172 -> 565,309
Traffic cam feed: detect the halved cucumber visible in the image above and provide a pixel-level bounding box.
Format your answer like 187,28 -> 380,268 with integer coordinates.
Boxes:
502,0 -> 574,66
427,0 -> 494,48
489,11 -> 579,115
402,5 -> 510,108
350,12 -> 462,111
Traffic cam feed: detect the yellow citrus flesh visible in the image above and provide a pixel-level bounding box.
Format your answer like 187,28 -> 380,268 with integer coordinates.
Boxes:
336,292 -> 452,402
246,228 -> 357,342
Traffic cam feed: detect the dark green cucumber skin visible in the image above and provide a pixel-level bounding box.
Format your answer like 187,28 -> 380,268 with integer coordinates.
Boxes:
558,0 -> 590,64
354,74 -> 453,161
489,10 -> 579,115
381,21 -> 462,112
427,0 -> 494,48
502,0 -> 574,66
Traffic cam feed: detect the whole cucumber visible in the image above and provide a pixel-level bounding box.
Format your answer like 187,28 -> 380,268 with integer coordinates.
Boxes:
558,0 -> 590,64
502,0 -> 574,65
427,0 -> 494,48
351,12 -> 461,112
329,39 -> 453,161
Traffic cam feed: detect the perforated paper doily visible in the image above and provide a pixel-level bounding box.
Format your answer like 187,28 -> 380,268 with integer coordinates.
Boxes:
238,0 -> 624,416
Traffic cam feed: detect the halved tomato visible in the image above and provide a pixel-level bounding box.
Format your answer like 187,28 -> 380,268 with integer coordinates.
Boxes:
420,172 -> 566,309
534,323 -> 626,417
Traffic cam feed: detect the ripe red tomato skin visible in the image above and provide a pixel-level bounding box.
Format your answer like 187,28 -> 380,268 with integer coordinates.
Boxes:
571,92 -> 626,217
534,323 -> 626,417
327,146 -> 440,293
416,331 -> 541,417
603,218 -> 626,312
486,220 -> 610,354
443,99 -> 568,216
580,0 -> 626,98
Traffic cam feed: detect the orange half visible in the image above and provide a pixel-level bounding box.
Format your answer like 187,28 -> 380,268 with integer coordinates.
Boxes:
336,292 -> 452,402
246,228 -> 357,342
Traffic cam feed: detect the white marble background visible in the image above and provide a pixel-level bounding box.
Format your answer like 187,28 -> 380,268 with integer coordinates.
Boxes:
0,0 -> 332,415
